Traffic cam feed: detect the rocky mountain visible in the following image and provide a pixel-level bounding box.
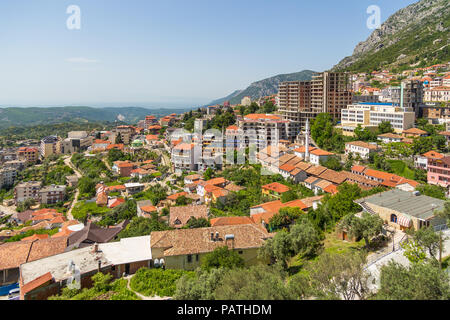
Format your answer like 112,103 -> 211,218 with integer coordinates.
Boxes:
207,70 -> 316,106
0,106 -> 189,129
333,0 -> 449,72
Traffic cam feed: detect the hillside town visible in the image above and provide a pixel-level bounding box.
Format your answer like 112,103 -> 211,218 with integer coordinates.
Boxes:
1,62 -> 450,301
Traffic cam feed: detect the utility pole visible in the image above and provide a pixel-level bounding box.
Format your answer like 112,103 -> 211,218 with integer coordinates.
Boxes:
439,231 -> 443,268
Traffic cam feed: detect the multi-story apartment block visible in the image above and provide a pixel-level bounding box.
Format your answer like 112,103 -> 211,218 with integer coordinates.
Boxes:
237,114 -> 294,150
420,103 -> 450,124
310,72 -> 353,121
278,81 -> 312,133
171,143 -> 201,172
0,167 -> 17,189
339,102 -> 415,134
17,147 -> 39,164
427,155 -> 450,190
115,125 -> 136,145
61,131 -> 94,154
144,115 -> 157,129
391,80 -> 424,116
14,181 -> 42,204
40,136 -> 61,158
39,185 -> 66,205
194,118 -> 208,133
199,132 -> 223,171
424,86 -> 450,102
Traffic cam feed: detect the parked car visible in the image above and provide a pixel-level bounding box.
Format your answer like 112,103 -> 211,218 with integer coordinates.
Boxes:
8,288 -> 20,300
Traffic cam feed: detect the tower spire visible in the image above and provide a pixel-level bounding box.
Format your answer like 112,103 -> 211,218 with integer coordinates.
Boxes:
305,118 -> 310,162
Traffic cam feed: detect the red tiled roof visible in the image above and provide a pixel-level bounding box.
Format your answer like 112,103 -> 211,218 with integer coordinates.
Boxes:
210,216 -> 255,227
422,150 -> 444,159
167,192 -> 188,201
262,182 -> 291,194
351,165 -> 367,173
21,272 -> 53,295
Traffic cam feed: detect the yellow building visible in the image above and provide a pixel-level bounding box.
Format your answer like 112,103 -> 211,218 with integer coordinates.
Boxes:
150,224 -> 272,270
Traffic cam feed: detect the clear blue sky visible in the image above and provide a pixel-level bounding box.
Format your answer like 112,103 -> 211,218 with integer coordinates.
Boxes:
0,0 -> 418,108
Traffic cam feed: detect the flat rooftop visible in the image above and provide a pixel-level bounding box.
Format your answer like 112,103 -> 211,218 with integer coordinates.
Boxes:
20,236 -> 152,286
355,189 -> 445,220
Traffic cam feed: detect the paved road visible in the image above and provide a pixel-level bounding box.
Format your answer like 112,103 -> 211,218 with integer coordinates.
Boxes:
64,156 -> 83,221
366,229 -> 450,291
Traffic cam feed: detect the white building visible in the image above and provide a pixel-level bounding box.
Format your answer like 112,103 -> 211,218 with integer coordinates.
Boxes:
341,102 -> 415,133
345,141 -> 380,160
424,86 -> 450,102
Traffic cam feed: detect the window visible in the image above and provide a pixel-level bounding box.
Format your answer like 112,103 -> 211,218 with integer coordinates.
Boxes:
187,255 -> 192,263
390,214 -> 398,223
238,251 -> 243,255
196,254 -> 199,262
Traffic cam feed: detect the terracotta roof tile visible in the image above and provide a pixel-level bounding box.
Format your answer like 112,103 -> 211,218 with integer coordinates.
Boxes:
261,182 -> 291,194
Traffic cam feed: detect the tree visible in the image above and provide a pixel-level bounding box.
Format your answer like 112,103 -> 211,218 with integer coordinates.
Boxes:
412,136 -> 433,155
308,251 -> 369,300
203,168 -> 214,181
410,226 -> 443,260
174,268 -> 228,300
324,183 -> 362,221
258,230 -> 292,269
213,265 -> 293,300
175,195 -> 191,206
280,190 -> 298,203
338,211 -> 383,247
259,218 -> 321,268
185,217 -> 210,229
415,184 -> 446,200
320,155 -> 343,171
376,260 -> 450,300
268,207 -> 303,231
288,218 -> 322,258
438,200 -> 450,227
377,121 -> 394,134
115,133 -> 123,144
117,215 -> 170,239
401,240 -> 427,264
201,246 -> 244,271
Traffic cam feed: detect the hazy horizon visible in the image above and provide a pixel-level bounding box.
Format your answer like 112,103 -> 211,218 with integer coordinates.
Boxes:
0,0 -> 418,106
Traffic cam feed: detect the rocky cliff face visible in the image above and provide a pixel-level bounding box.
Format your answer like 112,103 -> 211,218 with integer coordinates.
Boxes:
333,0 -> 449,71
207,70 -> 316,106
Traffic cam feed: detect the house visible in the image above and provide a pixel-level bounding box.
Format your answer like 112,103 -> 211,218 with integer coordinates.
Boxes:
377,133 -> 404,144
210,216 -> 256,227
261,182 -> 291,199
66,221 -> 128,250
19,236 -> 152,300
0,237 -> 68,287
351,165 -> 419,191
196,177 -> 229,199
112,161 -> 135,177
166,191 -> 189,206
169,205 -> 209,228
414,150 -> 444,170
107,197 -> 125,209
345,141 -> 380,159
355,189 -> 446,231
39,185 -> 66,205
131,168 -> 152,180
402,128 -> 428,138
427,155 -> 450,190
150,224 -> 272,270
137,200 -> 157,218
124,183 -> 144,195
294,146 -> 334,165
249,196 -> 323,226
66,175 -> 79,187
91,139 -> 111,152
171,143 -> 200,172
17,147 -> 39,164
184,174 -> 202,185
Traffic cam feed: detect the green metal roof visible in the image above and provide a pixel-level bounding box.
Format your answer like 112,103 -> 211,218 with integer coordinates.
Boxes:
355,189 -> 445,221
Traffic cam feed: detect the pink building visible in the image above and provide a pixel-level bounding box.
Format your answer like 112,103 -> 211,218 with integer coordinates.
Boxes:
427,156 -> 450,189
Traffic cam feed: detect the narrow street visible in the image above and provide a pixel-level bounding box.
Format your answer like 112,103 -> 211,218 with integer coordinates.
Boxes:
64,156 -> 83,221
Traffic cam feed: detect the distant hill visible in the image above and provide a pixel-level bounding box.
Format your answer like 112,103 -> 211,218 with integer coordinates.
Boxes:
206,70 -> 316,106
0,106 -> 189,129
332,0 -> 449,73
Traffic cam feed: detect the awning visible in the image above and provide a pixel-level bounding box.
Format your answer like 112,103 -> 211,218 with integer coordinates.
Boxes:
398,215 -> 412,227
